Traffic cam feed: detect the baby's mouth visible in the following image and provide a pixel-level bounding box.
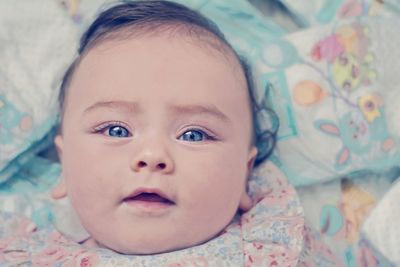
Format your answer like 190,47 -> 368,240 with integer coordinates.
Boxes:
124,192 -> 174,205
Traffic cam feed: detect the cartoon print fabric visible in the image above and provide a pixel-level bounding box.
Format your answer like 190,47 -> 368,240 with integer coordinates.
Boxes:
265,18 -> 400,186
297,169 -> 398,266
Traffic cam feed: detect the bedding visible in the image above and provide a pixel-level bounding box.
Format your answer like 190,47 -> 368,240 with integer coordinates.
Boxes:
1,0 -> 399,266
297,167 -> 399,266
264,17 -> 400,186
363,175 -> 400,265
0,0 -> 78,183
276,0 -> 400,27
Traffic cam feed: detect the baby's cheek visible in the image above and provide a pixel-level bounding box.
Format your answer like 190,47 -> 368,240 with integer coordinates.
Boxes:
64,159 -> 108,209
184,173 -> 241,223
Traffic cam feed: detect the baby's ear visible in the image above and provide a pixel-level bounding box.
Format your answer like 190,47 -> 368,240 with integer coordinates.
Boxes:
54,135 -> 63,161
246,146 -> 258,177
52,135 -> 67,199
52,174 -> 67,199
239,146 -> 258,211
239,192 -> 253,211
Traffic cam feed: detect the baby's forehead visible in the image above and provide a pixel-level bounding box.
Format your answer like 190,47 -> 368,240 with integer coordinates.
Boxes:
78,27 -> 247,87
87,25 -> 241,66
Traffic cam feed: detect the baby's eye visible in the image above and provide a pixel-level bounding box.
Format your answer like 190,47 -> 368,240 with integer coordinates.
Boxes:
178,129 -> 213,142
107,126 -> 130,138
93,122 -> 132,138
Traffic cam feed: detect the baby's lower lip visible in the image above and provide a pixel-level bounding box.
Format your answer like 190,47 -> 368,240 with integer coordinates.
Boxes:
122,198 -> 175,215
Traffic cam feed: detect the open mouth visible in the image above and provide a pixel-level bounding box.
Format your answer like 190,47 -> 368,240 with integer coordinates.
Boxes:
123,192 -> 174,205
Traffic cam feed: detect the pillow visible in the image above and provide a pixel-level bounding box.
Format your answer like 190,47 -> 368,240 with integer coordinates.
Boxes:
0,0 -> 78,183
255,17 -> 400,186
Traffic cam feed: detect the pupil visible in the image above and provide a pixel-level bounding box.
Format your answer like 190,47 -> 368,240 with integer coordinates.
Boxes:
110,126 -> 125,136
183,131 -> 202,141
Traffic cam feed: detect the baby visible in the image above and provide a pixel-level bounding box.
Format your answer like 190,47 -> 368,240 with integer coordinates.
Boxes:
51,0 -> 272,255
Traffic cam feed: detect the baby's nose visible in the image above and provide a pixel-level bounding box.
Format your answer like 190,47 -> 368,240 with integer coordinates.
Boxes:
130,150 -> 174,173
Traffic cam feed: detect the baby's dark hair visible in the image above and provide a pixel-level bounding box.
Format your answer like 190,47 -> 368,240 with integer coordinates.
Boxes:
59,0 -> 277,165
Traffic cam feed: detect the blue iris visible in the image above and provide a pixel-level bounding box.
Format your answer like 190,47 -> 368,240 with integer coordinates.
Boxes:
108,126 -> 130,137
179,130 -> 206,142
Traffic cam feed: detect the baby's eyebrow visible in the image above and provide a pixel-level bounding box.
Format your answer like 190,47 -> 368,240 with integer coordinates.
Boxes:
83,101 -> 230,123
168,104 -> 230,123
83,100 -> 140,114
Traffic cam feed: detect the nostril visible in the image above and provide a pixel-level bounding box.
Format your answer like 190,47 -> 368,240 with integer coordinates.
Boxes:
133,160 -> 169,171
158,163 -> 166,169
138,161 -> 147,168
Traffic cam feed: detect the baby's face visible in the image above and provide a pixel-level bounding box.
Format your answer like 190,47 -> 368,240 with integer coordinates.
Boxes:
54,34 -> 257,254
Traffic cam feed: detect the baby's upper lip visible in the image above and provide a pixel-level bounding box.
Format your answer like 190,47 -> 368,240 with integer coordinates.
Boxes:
123,188 -> 175,204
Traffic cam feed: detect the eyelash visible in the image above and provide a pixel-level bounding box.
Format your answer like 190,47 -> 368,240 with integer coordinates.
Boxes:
179,127 -> 218,141
91,122 -> 218,141
92,121 -> 131,135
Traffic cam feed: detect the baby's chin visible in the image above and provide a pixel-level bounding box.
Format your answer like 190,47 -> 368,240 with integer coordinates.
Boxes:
83,235 -> 212,255
79,212 -> 236,254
